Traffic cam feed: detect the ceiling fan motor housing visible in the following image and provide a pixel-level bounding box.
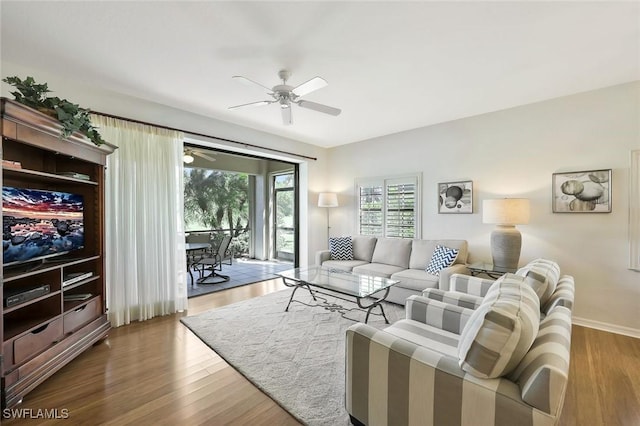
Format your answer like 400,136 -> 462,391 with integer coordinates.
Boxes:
273,84 -> 295,108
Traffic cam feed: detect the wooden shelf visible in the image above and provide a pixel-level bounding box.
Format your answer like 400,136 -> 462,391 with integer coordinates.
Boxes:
3,256 -> 100,283
3,291 -> 61,314
63,295 -> 98,312
2,166 -> 98,185
63,276 -> 100,292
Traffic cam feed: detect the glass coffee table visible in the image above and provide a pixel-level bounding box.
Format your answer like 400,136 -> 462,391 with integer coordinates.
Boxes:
277,266 -> 398,324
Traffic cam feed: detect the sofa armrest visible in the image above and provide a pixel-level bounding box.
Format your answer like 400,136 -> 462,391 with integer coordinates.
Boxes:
437,263 -> 471,290
405,295 -> 474,334
422,288 -> 484,310
345,323 -> 551,426
315,249 -> 331,266
449,273 -> 495,297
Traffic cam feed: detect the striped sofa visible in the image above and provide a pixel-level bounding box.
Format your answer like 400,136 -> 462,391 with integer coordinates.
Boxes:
345,259 -> 574,426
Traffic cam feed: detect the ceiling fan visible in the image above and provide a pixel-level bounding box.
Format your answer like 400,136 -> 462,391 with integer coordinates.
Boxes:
183,148 -> 217,164
229,70 -> 341,125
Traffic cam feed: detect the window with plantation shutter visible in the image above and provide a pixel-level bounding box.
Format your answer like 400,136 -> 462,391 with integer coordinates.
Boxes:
358,184 -> 383,236
356,174 -> 421,238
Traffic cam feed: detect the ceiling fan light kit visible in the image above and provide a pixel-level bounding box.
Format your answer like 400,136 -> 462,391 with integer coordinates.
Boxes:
229,70 -> 341,125
183,153 -> 195,164
183,148 -> 217,163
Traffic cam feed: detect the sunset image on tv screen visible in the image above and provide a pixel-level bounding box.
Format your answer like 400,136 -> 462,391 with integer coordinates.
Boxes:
2,187 -> 84,265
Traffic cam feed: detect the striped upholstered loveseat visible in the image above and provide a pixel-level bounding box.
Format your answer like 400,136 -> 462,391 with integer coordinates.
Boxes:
345,259 -> 574,426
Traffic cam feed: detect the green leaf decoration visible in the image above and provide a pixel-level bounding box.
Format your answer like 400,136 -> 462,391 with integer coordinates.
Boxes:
2,76 -> 104,146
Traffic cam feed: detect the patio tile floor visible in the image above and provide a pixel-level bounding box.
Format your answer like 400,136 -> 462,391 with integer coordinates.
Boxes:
187,258 -> 293,298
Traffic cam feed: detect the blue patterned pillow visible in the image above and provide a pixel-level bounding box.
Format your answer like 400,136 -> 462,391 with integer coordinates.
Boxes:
329,236 -> 353,260
425,245 -> 459,276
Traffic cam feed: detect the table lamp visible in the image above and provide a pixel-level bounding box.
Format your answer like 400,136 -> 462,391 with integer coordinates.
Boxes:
318,193 -> 338,238
482,198 -> 530,271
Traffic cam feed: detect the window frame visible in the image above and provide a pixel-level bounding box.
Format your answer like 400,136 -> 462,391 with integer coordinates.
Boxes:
631,150 -> 640,271
355,173 -> 422,239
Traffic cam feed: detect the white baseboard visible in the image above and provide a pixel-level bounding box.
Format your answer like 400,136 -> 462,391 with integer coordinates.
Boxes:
573,316 -> 640,339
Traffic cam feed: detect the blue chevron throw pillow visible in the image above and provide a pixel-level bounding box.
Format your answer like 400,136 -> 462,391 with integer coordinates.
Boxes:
425,245 -> 459,276
329,236 -> 353,260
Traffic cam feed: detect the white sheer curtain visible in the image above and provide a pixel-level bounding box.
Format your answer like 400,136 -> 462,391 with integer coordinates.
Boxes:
91,115 -> 188,327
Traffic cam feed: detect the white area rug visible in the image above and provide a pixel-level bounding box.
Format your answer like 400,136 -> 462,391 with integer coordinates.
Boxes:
180,288 -> 404,425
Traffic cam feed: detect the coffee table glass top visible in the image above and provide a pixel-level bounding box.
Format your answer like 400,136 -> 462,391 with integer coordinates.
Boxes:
277,266 -> 398,298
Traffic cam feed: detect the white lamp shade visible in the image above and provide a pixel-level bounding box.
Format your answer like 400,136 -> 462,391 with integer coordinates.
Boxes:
318,193 -> 338,208
483,198 -> 530,225
183,153 -> 195,164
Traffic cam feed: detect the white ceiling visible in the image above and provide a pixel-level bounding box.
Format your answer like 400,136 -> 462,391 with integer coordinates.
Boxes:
1,1 -> 638,148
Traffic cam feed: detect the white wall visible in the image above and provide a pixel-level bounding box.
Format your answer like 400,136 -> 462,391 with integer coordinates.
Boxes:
326,82 -> 640,334
4,61 -> 638,333
1,61 -> 329,266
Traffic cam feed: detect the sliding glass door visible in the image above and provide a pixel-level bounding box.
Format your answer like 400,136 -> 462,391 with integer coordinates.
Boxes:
273,173 -> 296,262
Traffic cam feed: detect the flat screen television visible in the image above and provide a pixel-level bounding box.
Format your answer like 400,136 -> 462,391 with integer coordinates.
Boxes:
2,186 -> 85,267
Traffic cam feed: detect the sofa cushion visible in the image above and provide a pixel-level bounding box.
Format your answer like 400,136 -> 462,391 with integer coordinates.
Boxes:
320,259 -> 369,272
370,237 -> 412,268
425,245 -> 459,276
352,236 -> 378,262
352,262 -> 406,278
458,274 -> 540,379
409,239 -> 468,269
390,268 -> 439,291
516,259 -> 561,306
329,236 -> 353,260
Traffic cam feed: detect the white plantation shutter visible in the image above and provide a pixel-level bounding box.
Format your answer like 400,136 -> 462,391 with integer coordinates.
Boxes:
358,184 -> 383,236
357,174 -> 421,238
386,179 -> 416,238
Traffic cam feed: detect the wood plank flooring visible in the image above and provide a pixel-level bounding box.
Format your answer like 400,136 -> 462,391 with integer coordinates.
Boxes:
2,279 -> 639,425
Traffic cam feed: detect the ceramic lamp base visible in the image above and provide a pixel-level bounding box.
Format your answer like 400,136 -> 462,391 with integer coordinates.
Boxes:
490,225 -> 522,271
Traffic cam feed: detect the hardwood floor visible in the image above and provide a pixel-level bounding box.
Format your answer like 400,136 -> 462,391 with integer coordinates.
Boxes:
2,280 -> 639,425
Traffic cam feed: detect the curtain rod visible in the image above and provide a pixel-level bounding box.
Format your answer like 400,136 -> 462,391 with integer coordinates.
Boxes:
91,110 -> 318,161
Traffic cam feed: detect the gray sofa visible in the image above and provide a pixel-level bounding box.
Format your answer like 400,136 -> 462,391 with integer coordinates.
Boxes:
315,236 -> 469,305
346,258 -> 574,426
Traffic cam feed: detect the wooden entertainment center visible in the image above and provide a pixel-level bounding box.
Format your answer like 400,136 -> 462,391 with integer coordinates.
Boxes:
0,98 -> 115,408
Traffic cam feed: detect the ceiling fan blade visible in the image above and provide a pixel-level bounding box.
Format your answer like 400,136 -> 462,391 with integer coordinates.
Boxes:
228,100 -> 272,110
281,106 -> 292,126
297,100 -> 341,116
193,151 -> 217,162
291,77 -> 328,97
232,76 -> 273,93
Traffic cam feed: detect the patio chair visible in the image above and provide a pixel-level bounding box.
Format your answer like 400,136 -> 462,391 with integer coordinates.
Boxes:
195,234 -> 233,285
186,232 -> 212,285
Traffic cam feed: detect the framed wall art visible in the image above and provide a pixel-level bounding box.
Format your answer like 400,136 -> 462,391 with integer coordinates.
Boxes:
438,180 -> 473,214
552,169 -> 611,213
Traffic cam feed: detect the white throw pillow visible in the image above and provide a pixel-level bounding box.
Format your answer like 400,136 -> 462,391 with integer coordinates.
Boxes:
329,236 -> 353,260
458,274 -> 540,379
425,245 -> 459,276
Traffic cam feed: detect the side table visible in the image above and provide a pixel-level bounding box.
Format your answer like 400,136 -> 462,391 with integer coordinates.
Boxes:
467,262 -> 516,279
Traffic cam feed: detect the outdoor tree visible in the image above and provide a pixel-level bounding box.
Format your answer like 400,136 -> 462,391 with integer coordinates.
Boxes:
184,168 -> 249,254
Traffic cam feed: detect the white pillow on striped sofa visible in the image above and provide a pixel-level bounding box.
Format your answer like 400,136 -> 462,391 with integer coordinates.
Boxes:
457,274 -> 540,379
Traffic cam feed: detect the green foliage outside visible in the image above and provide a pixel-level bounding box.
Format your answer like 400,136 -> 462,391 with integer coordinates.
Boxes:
184,168 -> 249,256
